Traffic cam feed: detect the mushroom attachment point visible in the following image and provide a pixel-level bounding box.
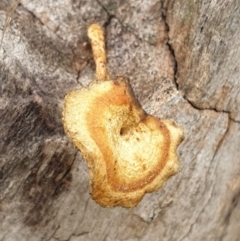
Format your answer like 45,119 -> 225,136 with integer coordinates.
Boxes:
62,23 -> 184,208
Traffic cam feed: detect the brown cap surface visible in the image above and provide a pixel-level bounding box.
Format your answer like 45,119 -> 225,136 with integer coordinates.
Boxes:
63,77 -> 183,207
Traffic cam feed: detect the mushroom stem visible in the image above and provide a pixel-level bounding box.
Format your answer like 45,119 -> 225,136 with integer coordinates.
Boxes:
88,24 -> 109,81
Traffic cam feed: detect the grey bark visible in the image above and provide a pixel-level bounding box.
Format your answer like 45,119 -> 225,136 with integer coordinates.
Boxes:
0,0 -> 240,240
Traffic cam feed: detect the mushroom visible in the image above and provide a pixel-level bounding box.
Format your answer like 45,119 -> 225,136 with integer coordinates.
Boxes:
62,24 -> 184,208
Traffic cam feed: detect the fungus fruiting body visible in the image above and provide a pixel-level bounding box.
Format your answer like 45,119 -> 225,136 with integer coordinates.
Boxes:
62,24 -> 184,208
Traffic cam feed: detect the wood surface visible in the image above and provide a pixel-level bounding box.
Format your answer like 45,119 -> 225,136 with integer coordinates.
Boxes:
0,0 -> 239,240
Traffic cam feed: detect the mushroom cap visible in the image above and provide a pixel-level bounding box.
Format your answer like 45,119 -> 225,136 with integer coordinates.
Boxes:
63,77 -> 184,208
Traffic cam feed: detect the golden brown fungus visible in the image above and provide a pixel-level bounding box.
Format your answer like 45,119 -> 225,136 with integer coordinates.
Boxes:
62,24 -> 184,208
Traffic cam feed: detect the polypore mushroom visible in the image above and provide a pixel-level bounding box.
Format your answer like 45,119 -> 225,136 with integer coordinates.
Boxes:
62,23 -> 184,208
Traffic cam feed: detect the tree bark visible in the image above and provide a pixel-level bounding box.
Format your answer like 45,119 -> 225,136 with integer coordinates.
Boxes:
0,0 -> 239,240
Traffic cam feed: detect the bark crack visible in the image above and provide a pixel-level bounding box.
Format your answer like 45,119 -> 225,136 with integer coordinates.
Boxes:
182,97 -> 240,124
220,187 -> 240,241
95,0 -> 153,44
46,225 -> 60,241
161,1 -> 240,124
178,115 -> 230,240
161,2 -> 237,239
161,1 -> 178,89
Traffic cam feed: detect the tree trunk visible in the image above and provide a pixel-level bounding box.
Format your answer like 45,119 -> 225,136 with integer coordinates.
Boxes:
0,0 -> 239,240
